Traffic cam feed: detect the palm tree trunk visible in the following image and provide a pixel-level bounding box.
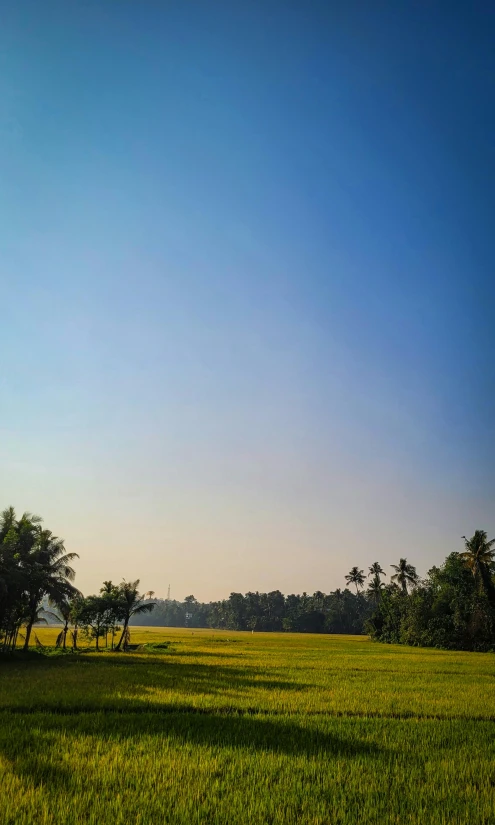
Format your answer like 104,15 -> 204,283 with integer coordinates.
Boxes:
23,619 -> 34,651
115,619 -> 128,652
13,624 -> 21,650
63,621 -> 68,650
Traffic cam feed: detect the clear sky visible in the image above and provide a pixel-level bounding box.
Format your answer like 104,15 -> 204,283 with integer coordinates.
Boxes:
1,1 -> 494,600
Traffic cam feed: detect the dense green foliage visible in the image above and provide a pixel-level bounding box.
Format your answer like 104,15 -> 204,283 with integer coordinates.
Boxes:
369,533 -> 495,651
132,588 -> 370,633
134,534 -> 495,653
0,507 -> 79,651
0,629 -> 494,825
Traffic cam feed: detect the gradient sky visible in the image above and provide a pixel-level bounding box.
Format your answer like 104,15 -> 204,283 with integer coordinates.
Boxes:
1,1 -> 494,601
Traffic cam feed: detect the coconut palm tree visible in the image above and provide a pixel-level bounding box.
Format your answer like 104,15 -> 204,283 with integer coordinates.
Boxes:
460,530 -> 495,595
22,527 -> 79,650
366,574 -> 385,603
368,562 -> 386,580
114,580 -> 156,651
345,567 -> 365,594
390,558 -> 418,594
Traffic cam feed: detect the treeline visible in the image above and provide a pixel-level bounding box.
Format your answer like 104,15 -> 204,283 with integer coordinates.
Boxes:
130,531 -> 495,652
130,589 -> 370,634
0,507 -> 155,652
1,505 -> 494,652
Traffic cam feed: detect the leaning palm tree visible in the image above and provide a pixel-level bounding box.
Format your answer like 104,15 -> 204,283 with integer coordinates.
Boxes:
54,600 -> 71,649
114,580 -> 156,652
345,567 -> 365,594
390,558 -> 418,595
368,562 -> 386,580
460,530 -> 495,595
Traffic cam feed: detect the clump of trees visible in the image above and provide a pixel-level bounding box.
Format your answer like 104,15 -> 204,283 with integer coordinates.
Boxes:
74,579 -> 155,651
0,507 -> 155,653
366,531 -> 495,652
0,507 -> 79,651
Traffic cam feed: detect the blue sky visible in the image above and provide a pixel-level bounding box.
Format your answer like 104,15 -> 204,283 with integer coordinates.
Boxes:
1,1 -> 494,599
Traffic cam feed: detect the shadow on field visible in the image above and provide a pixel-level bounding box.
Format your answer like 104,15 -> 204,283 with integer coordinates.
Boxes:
1,653 -> 311,702
0,708 -> 382,792
0,652 -> 385,792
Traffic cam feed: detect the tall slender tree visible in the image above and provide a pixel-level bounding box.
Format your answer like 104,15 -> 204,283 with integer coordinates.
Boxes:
345,567 -> 365,594
460,531 -> 495,596
367,574 -> 385,603
390,558 -> 419,594
368,562 -> 386,580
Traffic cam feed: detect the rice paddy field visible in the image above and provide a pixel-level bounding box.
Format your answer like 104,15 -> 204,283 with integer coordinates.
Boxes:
1,628 -> 494,825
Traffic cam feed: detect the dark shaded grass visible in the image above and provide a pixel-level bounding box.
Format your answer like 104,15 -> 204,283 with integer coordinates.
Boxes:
0,710 -> 494,825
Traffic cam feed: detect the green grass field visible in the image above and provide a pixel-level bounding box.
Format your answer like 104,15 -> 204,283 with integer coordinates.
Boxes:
1,628 -> 494,825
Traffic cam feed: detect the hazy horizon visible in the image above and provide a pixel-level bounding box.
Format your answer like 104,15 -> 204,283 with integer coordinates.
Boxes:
2,2 -> 494,601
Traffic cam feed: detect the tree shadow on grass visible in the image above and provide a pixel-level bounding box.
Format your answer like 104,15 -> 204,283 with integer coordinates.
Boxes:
0,653 -> 313,708
0,652 -> 386,795
0,706 -> 383,795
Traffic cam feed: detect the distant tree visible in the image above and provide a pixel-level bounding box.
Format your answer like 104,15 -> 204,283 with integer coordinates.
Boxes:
390,558 -> 419,594
368,562 -> 386,580
345,567 -> 365,594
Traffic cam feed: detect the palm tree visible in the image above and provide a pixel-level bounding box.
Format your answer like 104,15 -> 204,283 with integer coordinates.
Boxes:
23,527 -> 79,650
390,558 -> 418,594
366,574 -> 385,604
145,590 -> 155,601
345,567 -> 365,594
114,580 -> 156,651
368,562 -> 386,580
460,530 -> 495,595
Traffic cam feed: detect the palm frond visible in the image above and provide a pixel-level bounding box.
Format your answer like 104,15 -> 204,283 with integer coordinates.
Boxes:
132,602 -> 156,616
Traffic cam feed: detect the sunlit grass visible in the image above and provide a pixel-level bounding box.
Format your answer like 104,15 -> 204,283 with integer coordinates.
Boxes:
1,629 -> 494,824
